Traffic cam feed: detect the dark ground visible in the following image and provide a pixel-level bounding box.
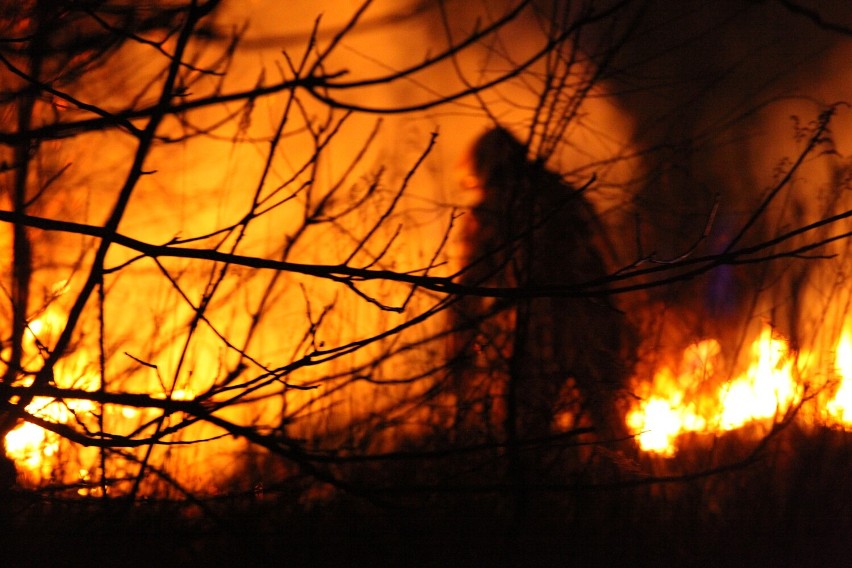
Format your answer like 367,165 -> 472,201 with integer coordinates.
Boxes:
3,427 -> 852,567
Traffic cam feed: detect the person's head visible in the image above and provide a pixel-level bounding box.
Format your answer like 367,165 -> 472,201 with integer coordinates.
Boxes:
468,127 -> 529,194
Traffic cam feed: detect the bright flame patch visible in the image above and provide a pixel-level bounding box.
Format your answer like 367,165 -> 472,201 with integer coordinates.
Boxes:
627,323 -> 852,456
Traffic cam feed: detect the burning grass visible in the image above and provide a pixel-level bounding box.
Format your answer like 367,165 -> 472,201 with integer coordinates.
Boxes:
627,322 -> 852,458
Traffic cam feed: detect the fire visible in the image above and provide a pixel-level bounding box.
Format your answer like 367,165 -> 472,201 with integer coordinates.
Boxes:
5,420 -> 56,472
824,330 -> 852,424
626,339 -> 718,456
11,313 -> 852,480
4,305 -> 100,482
5,396 -> 95,477
628,323 -> 852,456
1,1 -> 850,501
718,325 -> 800,431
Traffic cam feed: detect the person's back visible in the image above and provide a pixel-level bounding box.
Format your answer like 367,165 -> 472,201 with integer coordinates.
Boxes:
453,127 -> 633,446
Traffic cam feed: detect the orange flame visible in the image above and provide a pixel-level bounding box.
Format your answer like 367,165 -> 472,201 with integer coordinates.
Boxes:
627,323 -> 852,456
824,329 -> 852,425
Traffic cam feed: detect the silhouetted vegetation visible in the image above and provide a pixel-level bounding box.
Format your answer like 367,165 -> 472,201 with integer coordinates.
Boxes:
3,0 -> 852,565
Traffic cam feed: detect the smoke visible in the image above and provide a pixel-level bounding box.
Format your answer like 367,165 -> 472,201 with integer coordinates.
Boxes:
570,1 -> 852,358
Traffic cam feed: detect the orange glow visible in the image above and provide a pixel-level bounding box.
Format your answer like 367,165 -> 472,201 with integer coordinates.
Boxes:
4,305 -> 99,482
6,419 -> 56,473
5,395 -> 95,479
5,1 -> 852,503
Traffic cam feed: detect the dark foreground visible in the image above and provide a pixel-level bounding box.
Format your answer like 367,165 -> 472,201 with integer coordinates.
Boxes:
3,427 -> 852,567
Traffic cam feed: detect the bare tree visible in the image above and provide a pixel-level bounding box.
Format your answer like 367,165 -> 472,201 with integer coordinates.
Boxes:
3,6 -> 852,564
0,0 -> 645,501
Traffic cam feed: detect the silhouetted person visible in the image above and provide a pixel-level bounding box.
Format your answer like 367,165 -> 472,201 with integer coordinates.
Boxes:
452,127 -> 634,448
